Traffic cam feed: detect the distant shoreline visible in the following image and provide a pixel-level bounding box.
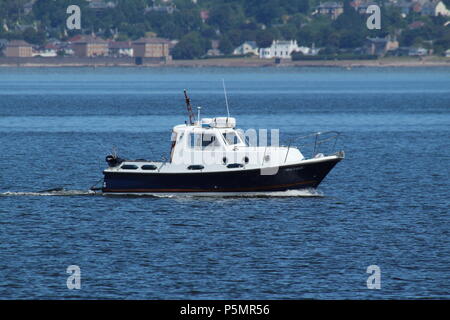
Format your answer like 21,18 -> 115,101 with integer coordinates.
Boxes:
1,56 -> 449,68
170,57 -> 450,68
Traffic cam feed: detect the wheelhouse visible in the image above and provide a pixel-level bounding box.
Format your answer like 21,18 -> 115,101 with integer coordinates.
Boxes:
169,117 -> 248,162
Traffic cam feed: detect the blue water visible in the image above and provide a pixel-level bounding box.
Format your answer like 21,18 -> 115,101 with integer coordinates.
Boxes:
0,67 -> 449,299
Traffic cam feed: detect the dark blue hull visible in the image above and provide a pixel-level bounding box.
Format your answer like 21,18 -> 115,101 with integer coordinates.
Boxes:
102,158 -> 342,193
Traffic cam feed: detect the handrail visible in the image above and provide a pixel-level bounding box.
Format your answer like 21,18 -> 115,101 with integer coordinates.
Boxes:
285,131 -> 341,160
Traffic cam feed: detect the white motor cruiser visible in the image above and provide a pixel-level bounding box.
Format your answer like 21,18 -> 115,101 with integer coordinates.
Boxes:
100,91 -> 344,194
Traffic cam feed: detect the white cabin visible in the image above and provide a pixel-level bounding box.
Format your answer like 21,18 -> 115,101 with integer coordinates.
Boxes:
104,116 -> 307,174
168,117 -> 305,171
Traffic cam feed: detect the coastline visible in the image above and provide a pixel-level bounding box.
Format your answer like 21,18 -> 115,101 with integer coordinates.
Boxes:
0,56 -> 449,68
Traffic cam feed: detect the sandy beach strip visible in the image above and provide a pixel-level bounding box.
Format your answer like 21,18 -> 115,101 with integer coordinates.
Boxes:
0,57 -> 449,68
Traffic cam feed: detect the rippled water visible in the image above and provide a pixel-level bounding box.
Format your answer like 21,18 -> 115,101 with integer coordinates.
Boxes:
0,67 -> 449,299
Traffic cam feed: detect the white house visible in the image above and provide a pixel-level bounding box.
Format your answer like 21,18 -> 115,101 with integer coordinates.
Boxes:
260,40 -> 298,59
108,41 -> 133,57
259,40 -> 313,59
33,43 -> 58,57
233,41 -> 259,56
408,47 -> 428,56
435,1 -> 450,16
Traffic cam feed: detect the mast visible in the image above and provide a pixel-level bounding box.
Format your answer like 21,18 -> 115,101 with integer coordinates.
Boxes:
222,79 -> 230,119
184,89 -> 195,125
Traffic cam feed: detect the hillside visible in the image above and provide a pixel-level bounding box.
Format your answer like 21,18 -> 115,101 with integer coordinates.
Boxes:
0,0 -> 449,58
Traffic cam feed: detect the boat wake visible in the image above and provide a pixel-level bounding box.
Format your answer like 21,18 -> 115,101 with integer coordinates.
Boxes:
103,188 -> 324,198
1,188 -> 323,198
0,188 -> 96,197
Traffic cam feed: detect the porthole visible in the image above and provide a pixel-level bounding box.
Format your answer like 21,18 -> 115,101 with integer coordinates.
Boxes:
121,164 -> 138,170
141,165 -> 157,170
227,163 -> 244,169
188,165 -> 204,170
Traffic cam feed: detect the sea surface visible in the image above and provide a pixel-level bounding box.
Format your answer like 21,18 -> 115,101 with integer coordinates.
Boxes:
0,66 -> 449,299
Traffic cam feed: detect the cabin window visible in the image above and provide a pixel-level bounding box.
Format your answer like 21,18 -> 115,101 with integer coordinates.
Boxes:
227,163 -> 244,169
189,133 -> 200,149
170,132 -> 178,161
188,165 -> 204,170
121,164 -> 138,170
189,133 -> 220,149
201,133 -> 220,149
222,131 -> 241,145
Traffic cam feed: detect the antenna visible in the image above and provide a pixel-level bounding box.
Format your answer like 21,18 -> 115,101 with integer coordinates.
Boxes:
222,79 -> 230,119
112,146 -> 118,158
197,107 -> 201,126
184,89 -> 195,125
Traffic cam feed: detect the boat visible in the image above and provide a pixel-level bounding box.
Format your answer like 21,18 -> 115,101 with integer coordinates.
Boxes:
98,90 -> 344,195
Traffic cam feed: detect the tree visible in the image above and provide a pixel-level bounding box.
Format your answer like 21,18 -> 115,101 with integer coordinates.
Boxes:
225,29 -> 244,47
279,24 -> 297,40
244,0 -> 282,25
219,35 -> 233,54
333,0 -> 365,32
209,3 -> 245,32
256,29 -> 275,48
331,0 -> 366,49
0,0 -> 29,23
22,27 -> 45,45
32,0 -> 89,30
433,31 -> 450,55
339,30 -> 364,49
172,32 -> 210,59
279,0 -> 309,15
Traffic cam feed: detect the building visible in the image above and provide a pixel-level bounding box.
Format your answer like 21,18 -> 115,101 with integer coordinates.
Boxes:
4,40 -> 33,57
233,41 -> 259,56
132,37 -> 171,59
34,43 -> 58,57
200,10 -> 210,23
435,1 -> 450,16
408,47 -> 429,56
0,39 -> 8,54
421,1 -> 437,15
260,40 -> 306,59
396,1 -> 413,16
206,40 -> 221,56
393,0 -> 450,17
145,3 -> 177,14
72,36 -> 108,57
409,21 -> 426,29
353,1 -> 380,14
23,0 -> 37,15
316,2 -> 344,20
108,41 -> 133,57
206,48 -> 222,56
53,41 -> 74,56
87,0 -> 116,10
365,36 -> 399,56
